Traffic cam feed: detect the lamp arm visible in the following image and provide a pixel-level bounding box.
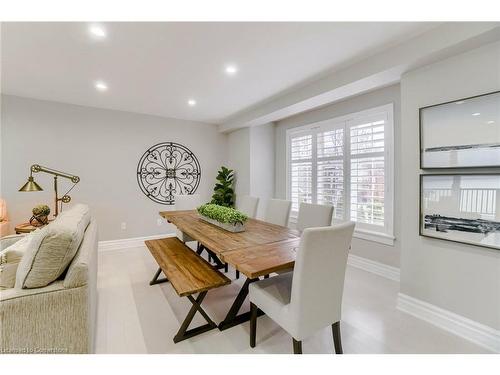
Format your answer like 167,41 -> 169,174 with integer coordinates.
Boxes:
31,164 -> 80,183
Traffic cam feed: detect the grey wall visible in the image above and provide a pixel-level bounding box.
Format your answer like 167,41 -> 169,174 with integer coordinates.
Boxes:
400,41 -> 500,329
227,123 -> 275,218
275,84 -> 402,267
1,95 -> 227,241
227,127 -> 251,199
249,123 -> 275,219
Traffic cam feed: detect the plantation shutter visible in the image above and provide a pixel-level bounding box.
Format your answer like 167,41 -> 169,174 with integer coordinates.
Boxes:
349,115 -> 386,227
290,134 -> 313,212
316,127 -> 344,219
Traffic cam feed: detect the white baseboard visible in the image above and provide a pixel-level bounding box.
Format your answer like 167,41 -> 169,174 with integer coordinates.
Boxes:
397,293 -> 500,353
98,233 -> 175,252
347,254 -> 400,282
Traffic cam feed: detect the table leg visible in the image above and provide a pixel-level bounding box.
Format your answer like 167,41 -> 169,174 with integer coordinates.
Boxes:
218,277 -> 265,331
199,244 -> 227,272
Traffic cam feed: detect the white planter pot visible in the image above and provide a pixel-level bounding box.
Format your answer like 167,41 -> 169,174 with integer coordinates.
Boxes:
199,215 -> 245,233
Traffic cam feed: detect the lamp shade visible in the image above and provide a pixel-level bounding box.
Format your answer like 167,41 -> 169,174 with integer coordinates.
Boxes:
19,176 -> 43,192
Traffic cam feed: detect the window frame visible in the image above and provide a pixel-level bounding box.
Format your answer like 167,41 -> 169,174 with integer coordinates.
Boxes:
286,103 -> 395,246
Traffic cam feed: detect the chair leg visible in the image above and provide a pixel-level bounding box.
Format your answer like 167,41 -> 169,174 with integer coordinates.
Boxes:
332,321 -> 343,354
224,263 -> 229,273
250,302 -> 258,348
292,338 -> 302,354
236,270 -> 240,279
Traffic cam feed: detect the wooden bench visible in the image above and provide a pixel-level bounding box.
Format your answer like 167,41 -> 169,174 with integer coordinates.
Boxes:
145,237 -> 231,343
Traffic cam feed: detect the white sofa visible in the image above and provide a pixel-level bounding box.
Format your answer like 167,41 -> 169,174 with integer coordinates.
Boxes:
0,218 -> 98,354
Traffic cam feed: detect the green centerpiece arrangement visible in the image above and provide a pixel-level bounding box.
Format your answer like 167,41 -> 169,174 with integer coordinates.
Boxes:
197,203 -> 248,233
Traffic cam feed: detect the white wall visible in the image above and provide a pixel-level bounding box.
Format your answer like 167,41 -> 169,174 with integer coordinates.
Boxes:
400,41 -> 500,330
275,84 -> 402,267
227,123 -> 275,218
1,95 -> 227,241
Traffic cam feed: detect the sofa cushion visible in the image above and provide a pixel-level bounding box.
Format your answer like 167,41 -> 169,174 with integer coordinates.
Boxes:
0,234 -> 32,289
16,204 -> 90,289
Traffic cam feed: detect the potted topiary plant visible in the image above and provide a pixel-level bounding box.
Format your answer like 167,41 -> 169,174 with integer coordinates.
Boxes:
197,203 -> 248,232
211,166 -> 235,207
30,204 -> 51,226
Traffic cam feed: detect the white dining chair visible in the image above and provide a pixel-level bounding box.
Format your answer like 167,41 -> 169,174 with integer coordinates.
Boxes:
237,195 -> 259,218
174,194 -> 202,243
264,199 -> 292,227
249,222 -> 355,354
296,202 -> 334,232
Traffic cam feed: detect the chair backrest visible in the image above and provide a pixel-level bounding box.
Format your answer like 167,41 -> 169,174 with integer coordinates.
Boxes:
237,195 -> 259,218
289,222 -> 355,337
174,194 -> 202,210
296,202 -> 334,232
264,199 -> 292,227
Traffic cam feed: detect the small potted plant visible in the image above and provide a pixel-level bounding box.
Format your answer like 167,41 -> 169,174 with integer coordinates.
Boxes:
30,204 -> 51,227
211,166 -> 235,207
197,203 -> 248,233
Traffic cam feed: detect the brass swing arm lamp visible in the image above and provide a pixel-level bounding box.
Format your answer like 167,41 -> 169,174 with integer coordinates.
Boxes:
19,164 -> 80,217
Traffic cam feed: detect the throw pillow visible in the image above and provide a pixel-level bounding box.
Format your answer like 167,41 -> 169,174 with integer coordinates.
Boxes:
15,204 -> 90,289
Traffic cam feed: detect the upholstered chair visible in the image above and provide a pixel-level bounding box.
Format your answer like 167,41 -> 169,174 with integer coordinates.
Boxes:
237,195 -> 259,218
296,202 -> 334,232
249,222 -> 355,354
174,194 -> 202,243
264,199 -> 292,227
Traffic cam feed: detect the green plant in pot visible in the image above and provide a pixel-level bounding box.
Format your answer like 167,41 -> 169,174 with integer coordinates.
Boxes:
211,166 -> 235,208
197,203 -> 248,233
30,204 -> 51,227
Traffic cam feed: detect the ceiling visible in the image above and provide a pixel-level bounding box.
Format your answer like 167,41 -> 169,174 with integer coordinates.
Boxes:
1,22 -> 437,124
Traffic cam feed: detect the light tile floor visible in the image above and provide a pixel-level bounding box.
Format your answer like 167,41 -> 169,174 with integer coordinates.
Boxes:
96,246 -> 490,354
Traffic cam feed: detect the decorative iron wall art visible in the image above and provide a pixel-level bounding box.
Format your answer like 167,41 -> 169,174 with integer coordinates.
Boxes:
137,142 -> 201,205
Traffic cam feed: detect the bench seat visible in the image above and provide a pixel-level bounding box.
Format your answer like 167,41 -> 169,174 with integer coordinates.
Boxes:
146,237 -> 230,296
145,237 -> 231,343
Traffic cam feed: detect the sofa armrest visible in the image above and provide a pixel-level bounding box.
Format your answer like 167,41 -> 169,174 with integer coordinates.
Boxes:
0,281 -> 91,353
0,234 -> 26,251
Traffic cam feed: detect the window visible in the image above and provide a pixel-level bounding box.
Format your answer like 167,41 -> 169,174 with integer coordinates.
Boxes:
286,104 -> 394,245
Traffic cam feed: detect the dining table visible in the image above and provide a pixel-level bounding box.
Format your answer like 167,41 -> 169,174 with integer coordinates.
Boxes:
159,209 -> 301,331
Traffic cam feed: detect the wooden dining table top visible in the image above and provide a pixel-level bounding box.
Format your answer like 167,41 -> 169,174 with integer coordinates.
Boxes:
159,210 -> 301,278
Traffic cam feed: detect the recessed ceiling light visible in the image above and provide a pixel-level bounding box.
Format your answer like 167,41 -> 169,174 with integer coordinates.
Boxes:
89,25 -> 106,38
188,99 -> 197,107
455,101 -> 465,104
225,64 -> 238,75
94,81 -> 108,91
487,120 -> 495,124
472,112 -> 481,116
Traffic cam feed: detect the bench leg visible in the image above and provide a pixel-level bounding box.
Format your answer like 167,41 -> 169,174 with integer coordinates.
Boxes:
173,291 -> 218,343
149,267 -> 169,285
